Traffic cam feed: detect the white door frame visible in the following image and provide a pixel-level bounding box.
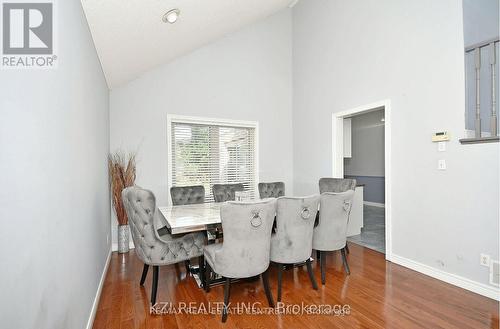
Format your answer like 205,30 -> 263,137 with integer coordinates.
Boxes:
332,99 -> 392,260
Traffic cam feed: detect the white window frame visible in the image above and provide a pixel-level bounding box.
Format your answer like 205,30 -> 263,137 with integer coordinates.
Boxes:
166,114 -> 259,205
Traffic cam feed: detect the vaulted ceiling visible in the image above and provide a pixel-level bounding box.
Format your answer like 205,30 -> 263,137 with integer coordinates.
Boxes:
81,0 -> 294,89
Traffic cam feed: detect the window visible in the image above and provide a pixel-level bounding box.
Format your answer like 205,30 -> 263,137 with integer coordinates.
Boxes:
462,1 -> 499,140
167,115 -> 258,203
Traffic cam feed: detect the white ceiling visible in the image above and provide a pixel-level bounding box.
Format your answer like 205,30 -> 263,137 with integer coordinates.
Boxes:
81,0 -> 293,89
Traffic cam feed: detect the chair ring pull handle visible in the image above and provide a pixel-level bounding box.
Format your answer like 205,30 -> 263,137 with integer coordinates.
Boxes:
343,200 -> 351,211
251,211 -> 262,227
301,207 -> 311,220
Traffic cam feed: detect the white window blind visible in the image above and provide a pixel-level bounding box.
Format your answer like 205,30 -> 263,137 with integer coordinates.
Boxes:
169,119 -> 257,202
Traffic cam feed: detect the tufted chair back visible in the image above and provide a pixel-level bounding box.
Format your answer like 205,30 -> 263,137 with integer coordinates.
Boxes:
122,187 -> 162,265
122,186 -> 204,266
319,177 -> 356,193
209,199 -> 277,278
170,185 -> 205,205
212,183 -> 244,203
258,182 -> 285,199
312,191 -> 355,251
270,195 -> 320,264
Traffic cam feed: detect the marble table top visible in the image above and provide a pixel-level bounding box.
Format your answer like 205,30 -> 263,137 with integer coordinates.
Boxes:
158,203 -> 222,235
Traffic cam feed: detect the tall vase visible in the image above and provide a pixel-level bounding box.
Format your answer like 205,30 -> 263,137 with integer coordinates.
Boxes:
118,224 -> 129,253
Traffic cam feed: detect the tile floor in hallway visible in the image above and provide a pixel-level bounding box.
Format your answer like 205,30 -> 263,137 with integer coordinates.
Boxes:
348,205 -> 385,253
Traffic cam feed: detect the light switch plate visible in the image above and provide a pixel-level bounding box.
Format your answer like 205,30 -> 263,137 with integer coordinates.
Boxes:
438,141 -> 446,152
438,159 -> 446,170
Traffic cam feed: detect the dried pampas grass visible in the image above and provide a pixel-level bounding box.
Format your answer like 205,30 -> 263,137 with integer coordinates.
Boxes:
108,151 -> 136,225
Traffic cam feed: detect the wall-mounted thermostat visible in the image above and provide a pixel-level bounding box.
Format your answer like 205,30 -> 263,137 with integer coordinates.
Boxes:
432,131 -> 450,142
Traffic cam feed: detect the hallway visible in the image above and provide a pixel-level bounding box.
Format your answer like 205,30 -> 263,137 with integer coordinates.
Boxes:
348,205 -> 385,253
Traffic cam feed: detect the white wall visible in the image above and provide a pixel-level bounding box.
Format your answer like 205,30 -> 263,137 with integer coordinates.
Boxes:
110,10 -> 293,244
0,1 -> 110,328
292,0 -> 499,293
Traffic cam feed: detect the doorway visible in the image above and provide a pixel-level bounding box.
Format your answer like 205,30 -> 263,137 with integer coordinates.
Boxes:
332,100 -> 392,260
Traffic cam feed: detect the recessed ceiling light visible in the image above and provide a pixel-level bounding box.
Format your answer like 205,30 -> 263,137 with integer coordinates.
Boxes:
162,9 -> 180,24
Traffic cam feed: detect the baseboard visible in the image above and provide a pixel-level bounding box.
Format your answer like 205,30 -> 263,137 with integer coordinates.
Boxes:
111,240 -> 135,252
390,254 -> 500,301
85,247 -> 112,329
363,201 -> 385,208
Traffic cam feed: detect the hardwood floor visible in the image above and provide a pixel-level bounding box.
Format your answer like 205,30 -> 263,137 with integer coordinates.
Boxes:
93,243 -> 499,329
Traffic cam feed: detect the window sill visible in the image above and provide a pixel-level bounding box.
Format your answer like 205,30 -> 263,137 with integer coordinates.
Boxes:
459,136 -> 500,144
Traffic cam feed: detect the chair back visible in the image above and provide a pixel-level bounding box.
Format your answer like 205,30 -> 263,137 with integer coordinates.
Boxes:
217,199 -> 277,278
312,191 -> 355,251
122,186 -> 163,264
212,183 -> 244,202
319,177 -> 356,193
270,195 -> 320,264
258,182 -> 285,199
170,185 -> 205,205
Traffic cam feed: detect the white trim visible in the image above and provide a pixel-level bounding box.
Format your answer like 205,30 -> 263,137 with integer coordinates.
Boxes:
363,201 -> 385,208
86,247 -> 112,329
332,115 -> 344,178
167,114 -> 258,129
391,254 -> 500,301
167,115 -> 173,205
166,114 -> 260,205
254,124 -> 260,196
491,260 -> 500,287
385,101 -> 392,261
332,99 -> 392,261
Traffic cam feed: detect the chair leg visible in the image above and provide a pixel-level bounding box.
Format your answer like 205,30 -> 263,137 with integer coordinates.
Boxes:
151,266 -> 159,306
205,262 -> 211,292
140,264 -> 149,286
262,269 -> 275,308
341,248 -> 351,275
306,258 -> 318,290
184,260 -> 191,275
222,277 -> 231,323
198,255 -> 205,289
277,263 -> 284,302
320,251 -> 326,285
345,243 -> 350,254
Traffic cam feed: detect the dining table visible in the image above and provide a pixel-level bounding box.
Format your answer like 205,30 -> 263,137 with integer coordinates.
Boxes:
158,202 -> 225,288
157,200 -> 317,288
158,202 -> 223,235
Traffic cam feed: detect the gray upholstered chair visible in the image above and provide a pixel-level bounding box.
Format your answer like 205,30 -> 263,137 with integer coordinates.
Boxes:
212,183 -> 244,202
122,186 -> 205,305
258,182 -> 285,199
203,199 -> 277,322
312,191 -> 355,285
319,177 -> 356,193
169,185 -> 206,273
170,185 -> 205,205
318,177 -> 356,254
270,195 -> 320,301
